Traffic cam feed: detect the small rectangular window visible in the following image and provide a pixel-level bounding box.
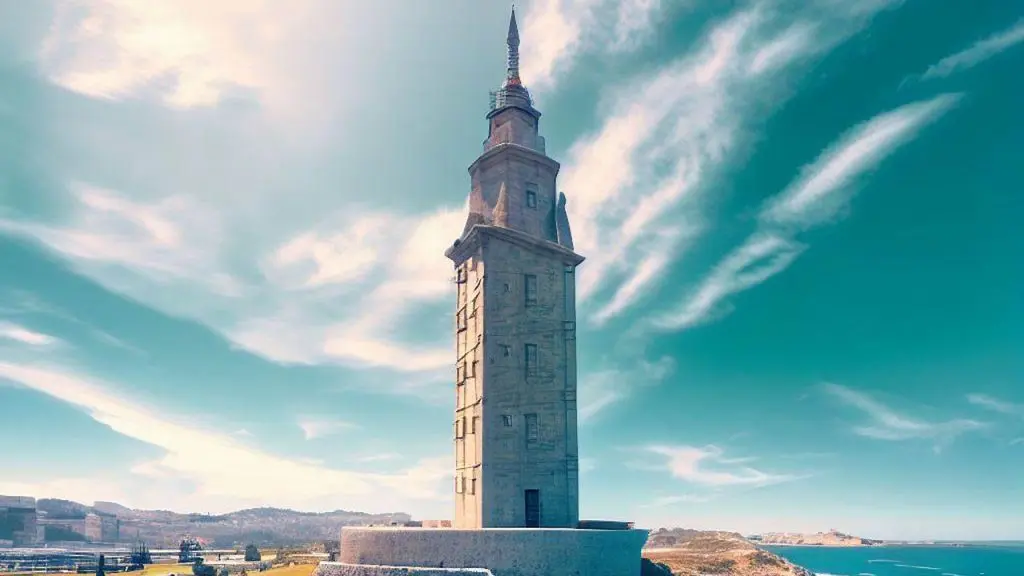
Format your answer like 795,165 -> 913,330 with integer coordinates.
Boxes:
501,345 -> 511,357
456,307 -> 467,331
455,474 -> 464,494
470,478 -> 477,495
525,414 -> 539,443
472,416 -> 480,434
524,274 -> 537,307
502,415 -> 514,427
525,343 -> 538,377
526,184 -> 538,208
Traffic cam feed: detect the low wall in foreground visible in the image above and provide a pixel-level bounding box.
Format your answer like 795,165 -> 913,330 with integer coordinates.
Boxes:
315,563 -> 492,576
331,526 -> 649,576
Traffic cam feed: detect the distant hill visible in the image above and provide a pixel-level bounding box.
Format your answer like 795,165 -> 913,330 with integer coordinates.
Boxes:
757,529 -> 882,546
644,529 -> 813,576
35,499 -> 411,548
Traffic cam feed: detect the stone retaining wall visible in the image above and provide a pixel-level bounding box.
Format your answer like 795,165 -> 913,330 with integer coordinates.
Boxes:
315,562 -> 492,576
336,526 -> 648,576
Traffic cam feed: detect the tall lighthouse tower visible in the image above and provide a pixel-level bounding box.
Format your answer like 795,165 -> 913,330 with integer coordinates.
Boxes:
445,6 -> 584,530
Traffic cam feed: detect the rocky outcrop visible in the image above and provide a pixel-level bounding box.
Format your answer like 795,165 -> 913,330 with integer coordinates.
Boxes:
643,530 -> 814,576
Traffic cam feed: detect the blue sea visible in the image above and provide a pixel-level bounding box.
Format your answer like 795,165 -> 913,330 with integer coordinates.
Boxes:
764,545 -> 1024,576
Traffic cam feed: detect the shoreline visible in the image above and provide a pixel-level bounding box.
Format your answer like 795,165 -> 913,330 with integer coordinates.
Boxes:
757,543 -> 888,548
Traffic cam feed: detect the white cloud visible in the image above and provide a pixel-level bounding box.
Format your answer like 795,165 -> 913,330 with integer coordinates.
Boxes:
1,178 -> 464,376
641,493 -> 715,508
922,19 -> 1024,80
967,393 -> 1024,418
578,356 -> 675,422
652,93 -> 960,331
823,383 -> 987,451
762,94 -> 962,227
0,360 -> 449,513
0,183 -> 236,300
0,322 -> 58,346
558,1 -> 908,326
610,0 -> 665,52
645,444 -> 801,487
652,233 -> 804,330
748,22 -> 815,76
519,0 -> 670,94
36,0 -> 341,112
519,0 -> 592,93
263,214 -> 392,290
591,228 -> 685,325
297,416 -> 358,440
235,205 -> 466,372
579,457 -> 598,474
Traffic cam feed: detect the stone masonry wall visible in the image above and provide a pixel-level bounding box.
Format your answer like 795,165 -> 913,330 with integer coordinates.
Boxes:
479,234 -> 579,528
315,563 -> 492,576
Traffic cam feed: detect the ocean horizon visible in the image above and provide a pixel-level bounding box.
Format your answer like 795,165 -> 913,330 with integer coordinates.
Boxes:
764,544 -> 1024,576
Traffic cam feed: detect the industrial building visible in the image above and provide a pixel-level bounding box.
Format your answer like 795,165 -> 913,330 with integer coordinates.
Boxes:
0,495 -> 38,547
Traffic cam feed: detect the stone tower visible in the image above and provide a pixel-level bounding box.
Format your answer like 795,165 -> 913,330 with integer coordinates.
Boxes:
445,7 -> 583,530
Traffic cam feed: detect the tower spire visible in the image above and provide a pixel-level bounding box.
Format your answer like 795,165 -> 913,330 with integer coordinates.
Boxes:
506,6 -> 521,86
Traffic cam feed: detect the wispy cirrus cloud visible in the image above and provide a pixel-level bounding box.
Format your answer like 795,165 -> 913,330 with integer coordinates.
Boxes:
1,180 -> 465,377
967,393 -> 1024,418
0,322 -> 58,346
644,444 -> 804,488
921,19 -> 1024,81
651,232 -> 804,330
0,358 -> 449,513
641,493 -> 716,508
761,94 -> 962,227
823,383 -> 987,452
652,93 -> 961,331
520,0 -> 667,94
297,416 -> 358,440
557,0 -> 908,326
36,0 -> 360,119
578,356 -> 675,422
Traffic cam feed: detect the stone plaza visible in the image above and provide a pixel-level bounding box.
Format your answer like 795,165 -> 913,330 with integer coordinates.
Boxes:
314,9 -> 648,576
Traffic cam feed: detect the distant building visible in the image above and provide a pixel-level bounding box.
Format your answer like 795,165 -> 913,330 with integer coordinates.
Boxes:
85,513 -> 103,542
0,495 -> 39,546
84,512 -> 120,542
420,520 -> 452,528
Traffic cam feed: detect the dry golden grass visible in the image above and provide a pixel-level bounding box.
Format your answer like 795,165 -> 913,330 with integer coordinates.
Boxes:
260,564 -> 317,576
643,534 -> 809,576
134,564 -> 194,576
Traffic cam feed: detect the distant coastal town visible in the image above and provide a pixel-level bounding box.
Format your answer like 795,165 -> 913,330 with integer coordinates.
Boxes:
748,529 -> 994,548
749,529 -> 884,547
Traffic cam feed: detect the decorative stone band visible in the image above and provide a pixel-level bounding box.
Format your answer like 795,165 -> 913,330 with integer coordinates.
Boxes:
445,224 -> 585,268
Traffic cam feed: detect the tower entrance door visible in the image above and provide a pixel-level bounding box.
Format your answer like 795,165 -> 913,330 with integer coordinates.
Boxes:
524,489 -> 540,527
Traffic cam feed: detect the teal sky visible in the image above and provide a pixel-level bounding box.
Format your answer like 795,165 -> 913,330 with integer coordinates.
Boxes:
1,0 -> 1022,542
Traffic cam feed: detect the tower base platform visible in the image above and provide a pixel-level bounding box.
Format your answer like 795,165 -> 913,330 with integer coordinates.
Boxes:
313,526 -> 649,576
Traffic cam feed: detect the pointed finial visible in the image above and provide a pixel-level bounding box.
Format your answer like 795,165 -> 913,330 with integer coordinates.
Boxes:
508,6 -> 520,46
506,6 -> 521,85
492,182 -> 510,227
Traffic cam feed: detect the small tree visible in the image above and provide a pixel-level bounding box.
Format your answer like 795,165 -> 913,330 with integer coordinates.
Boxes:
243,544 -> 261,562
